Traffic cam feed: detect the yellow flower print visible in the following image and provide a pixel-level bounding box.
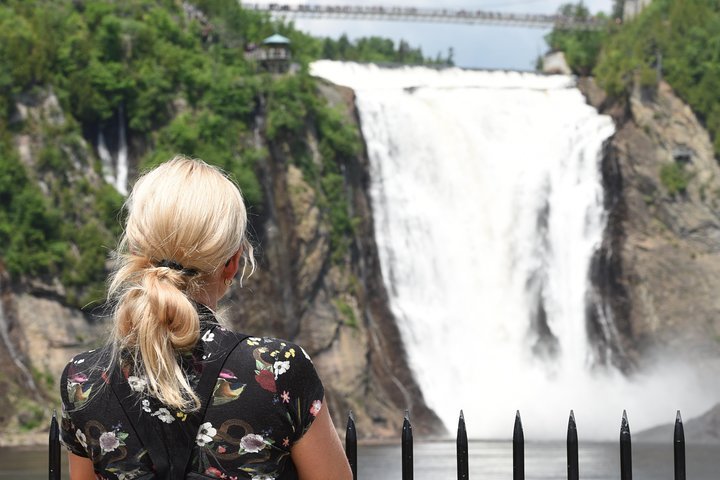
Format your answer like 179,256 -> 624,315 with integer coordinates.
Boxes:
284,348 -> 296,359
270,350 -> 279,357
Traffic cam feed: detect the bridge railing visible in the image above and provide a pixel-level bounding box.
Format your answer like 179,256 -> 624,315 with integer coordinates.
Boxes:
245,3 -> 606,30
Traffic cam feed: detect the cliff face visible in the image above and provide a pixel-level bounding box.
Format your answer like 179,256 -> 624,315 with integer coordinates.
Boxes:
226,80 -> 444,438
0,81 -> 444,444
582,78 -> 720,371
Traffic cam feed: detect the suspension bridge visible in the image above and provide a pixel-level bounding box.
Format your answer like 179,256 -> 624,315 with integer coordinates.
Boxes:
244,3 -> 606,30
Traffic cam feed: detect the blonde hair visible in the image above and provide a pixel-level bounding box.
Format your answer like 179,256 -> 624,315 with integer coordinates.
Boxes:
107,156 -> 254,411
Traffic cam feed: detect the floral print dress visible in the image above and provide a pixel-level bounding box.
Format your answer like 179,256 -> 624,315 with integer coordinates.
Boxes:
60,310 -> 324,480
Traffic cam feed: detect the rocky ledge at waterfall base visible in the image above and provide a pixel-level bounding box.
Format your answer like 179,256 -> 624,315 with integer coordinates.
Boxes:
580,77 -> 720,435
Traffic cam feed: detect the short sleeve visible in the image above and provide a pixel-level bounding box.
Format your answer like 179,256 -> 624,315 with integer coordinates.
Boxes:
59,361 -> 89,457
273,342 -> 325,443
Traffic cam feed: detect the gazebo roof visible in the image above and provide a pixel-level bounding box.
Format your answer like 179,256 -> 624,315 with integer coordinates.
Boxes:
262,33 -> 291,45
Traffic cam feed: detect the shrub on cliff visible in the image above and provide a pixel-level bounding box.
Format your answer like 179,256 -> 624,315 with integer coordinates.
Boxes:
545,3 -> 610,75
595,0 -> 720,157
0,0 -> 424,305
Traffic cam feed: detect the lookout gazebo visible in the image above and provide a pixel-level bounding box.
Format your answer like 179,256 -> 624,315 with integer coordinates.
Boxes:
259,33 -> 291,73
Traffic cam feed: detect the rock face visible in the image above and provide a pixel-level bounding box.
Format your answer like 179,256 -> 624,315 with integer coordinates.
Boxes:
543,51 -> 572,75
0,82 -> 444,442
581,77 -> 720,371
227,81 -> 444,438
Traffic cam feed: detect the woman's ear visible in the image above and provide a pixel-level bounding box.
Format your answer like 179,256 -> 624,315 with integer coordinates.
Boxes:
223,249 -> 243,279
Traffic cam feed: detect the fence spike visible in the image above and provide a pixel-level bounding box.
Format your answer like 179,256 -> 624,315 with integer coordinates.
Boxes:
49,409 -> 60,480
346,410 -> 357,480
402,410 -> 414,480
513,410 -> 524,480
620,410 -> 632,480
457,410 -> 469,480
674,410 -> 686,480
567,410 -> 579,480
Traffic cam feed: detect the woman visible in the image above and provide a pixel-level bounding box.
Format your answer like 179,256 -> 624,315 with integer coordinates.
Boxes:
60,157 -> 352,479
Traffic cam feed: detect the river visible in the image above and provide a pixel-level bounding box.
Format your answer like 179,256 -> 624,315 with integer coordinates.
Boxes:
2,440 -> 719,479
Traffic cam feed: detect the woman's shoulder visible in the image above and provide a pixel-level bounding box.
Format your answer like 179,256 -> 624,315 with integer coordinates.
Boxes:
206,326 -> 312,359
61,348 -> 109,382
241,335 -> 311,354
234,335 -> 317,369
60,347 -> 110,407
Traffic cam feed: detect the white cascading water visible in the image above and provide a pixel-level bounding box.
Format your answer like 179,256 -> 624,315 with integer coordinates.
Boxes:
311,61 -> 715,439
97,107 -> 129,195
116,106 -> 129,196
97,130 -> 115,187
0,279 -> 39,396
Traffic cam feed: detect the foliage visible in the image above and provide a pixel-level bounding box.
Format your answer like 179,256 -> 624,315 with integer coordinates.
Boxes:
0,0 -> 427,300
264,72 -> 361,261
316,34 -> 453,66
17,401 -> 45,432
660,162 -> 690,196
593,0 -> 720,157
545,3 -> 610,75
0,144 -> 67,278
334,298 -> 358,328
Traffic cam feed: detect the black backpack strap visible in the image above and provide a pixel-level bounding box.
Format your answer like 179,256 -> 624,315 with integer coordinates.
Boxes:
109,327 -> 248,479
108,354 -> 171,477
181,330 -> 249,476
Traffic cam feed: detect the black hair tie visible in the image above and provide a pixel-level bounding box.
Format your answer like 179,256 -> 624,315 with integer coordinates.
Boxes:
156,259 -> 199,276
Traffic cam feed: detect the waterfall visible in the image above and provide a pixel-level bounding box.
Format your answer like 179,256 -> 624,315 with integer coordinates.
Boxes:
311,61 -> 714,439
0,278 -> 40,397
97,130 -> 115,187
96,106 -> 129,195
116,106 -> 129,196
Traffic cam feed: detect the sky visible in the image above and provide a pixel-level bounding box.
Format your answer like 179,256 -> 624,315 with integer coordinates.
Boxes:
248,0 -> 614,70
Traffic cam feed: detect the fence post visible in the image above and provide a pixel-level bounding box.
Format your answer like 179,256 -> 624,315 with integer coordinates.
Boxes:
674,410 -> 685,480
620,410 -> 632,480
457,410 -> 469,480
513,410 -> 524,480
567,410 -> 579,480
402,410 -> 413,480
346,411 -> 357,480
49,409 -> 60,480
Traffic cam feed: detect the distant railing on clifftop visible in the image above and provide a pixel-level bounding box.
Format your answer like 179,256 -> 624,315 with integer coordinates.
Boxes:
48,408 -> 688,479
245,3 -> 607,30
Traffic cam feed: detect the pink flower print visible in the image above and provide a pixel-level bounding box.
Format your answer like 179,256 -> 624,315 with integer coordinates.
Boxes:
68,372 -> 89,384
204,466 -> 225,478
255,370 -> 276,393
217,445 -> 227,454
282,437 -> 290,448
280,391 -> 290,403
219,369 -> 237,380
310,399 -> 322,417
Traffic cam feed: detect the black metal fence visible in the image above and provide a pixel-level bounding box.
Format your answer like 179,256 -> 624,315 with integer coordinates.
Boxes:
49,408 -> 688,479
344,409 -> 688,480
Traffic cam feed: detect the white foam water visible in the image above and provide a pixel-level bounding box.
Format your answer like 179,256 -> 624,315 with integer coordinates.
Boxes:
311,61 -> 716,440
96,106 -> 129,196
